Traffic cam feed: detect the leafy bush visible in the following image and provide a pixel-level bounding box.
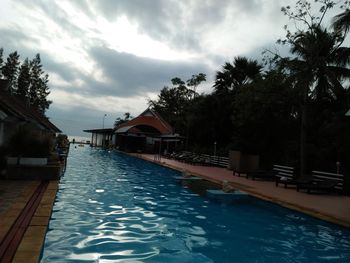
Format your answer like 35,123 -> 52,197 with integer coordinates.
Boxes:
9,126 -> 53,157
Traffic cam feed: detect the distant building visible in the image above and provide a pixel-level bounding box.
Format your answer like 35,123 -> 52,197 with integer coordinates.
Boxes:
83,128 -> 115,147
0,79 -> 61,146
84,108 -> 183,153
115,108 -> 182,153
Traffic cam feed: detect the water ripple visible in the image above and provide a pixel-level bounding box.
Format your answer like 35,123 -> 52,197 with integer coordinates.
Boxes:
41,147 -> 350,263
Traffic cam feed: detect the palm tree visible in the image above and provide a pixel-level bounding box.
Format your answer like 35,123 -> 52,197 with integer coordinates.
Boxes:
214,56 -> 262,94
332,9 -> 350,35
283,25 -> 350,176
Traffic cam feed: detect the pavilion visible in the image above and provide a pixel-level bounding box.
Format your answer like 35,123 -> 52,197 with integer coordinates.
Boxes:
115,108 -> 183,153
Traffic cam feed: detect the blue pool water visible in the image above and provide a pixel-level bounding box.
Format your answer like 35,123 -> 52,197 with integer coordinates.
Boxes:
41,147 -> 350,262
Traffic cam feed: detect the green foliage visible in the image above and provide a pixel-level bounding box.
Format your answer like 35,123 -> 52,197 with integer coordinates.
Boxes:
214,57 -> 262,94
186,73 -> 206,96
114,112 -> 133,128
17,58 -> 31,99
29,54 -> 52,112
56,134 -> 69,148
332,1 -> 350,35
9,126 -> 53,157
0,48 -> 3,78
1,51 -> 20,94
275,1 -> 350,175
0,49 -> 52,113
232,70 -> 298,166
149,73 -> 206,135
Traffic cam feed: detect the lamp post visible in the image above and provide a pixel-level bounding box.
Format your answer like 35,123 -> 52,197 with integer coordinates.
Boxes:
102,114 -> 107,129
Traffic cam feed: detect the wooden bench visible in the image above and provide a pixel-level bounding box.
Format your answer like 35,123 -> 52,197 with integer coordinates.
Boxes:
297,171 -> 344,194
274,165 -> 296,187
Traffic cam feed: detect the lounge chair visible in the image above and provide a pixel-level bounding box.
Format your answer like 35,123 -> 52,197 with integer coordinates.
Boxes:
297,179 -> 339,194
273,165 -> 308,188
297,170 -> 343,194
246,164 -> 295,182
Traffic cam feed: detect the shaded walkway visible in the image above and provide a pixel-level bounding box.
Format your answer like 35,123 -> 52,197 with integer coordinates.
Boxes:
138,154 -> 350,228
0,180 -> 59,263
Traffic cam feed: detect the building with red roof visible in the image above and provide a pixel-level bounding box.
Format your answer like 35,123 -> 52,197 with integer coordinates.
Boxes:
84,108 -> 183,153
115,108 -> 182,153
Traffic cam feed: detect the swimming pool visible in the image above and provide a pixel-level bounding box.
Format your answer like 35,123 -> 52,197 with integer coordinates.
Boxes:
41,147 -> 350,262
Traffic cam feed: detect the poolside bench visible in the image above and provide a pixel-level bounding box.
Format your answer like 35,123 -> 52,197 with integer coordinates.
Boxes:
274,165 -> 297,188
245,164 -> 293,181
297,170 -> 344,194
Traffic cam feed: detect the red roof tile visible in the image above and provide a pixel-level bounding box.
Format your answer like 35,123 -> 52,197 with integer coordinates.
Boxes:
117,108 -> 173,135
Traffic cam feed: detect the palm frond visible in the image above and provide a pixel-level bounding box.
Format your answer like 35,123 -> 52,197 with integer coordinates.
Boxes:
332,9 -> 350,34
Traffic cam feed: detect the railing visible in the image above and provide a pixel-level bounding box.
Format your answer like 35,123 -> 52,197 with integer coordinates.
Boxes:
166,151 -> 229,168
200,154 -> 229,168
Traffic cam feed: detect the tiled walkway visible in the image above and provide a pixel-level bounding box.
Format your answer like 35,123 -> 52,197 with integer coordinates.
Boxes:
139,154 -> 350,228
0,180 -> 59,263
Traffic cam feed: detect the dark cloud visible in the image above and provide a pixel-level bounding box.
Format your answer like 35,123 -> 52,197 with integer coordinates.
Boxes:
84,46 -> 210,97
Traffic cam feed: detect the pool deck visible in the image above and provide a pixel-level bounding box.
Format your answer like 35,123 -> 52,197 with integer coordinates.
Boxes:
0,179 -> 59,263
137,154 -> 350,228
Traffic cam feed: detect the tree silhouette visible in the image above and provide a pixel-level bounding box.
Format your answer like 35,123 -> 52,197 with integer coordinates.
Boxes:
17,58 -> 31,99
214,56 -> 262,94
1,51 -> 20,94
278,0 -> 350,175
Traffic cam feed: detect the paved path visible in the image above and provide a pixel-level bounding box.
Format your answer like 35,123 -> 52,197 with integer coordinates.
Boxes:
0,180 -> 59,263
138,154 -> 350,228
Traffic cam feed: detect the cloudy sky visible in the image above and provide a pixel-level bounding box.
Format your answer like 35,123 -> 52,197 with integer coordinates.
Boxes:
0,0 -> 344,138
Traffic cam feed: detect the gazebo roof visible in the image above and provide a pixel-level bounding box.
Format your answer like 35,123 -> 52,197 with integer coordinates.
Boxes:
116,108 -> 173,135
83,128 -> 114,134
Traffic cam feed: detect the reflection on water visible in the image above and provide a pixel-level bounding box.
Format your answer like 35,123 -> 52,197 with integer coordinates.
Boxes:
41,147 -> 350,263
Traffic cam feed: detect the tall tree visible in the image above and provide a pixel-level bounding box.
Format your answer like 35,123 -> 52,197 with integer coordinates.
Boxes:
214,56 -> 262,94
149,74 -> 205,136
29,54 -> 51,112
0,48 -> 3,78
37,73 -> 52,112
332,3 -> 350,35
278,0 -> 350,175
232,69 -> 297,166
1,51 -> 20,94
186,73 -> 206,98
17,58 -> 31,99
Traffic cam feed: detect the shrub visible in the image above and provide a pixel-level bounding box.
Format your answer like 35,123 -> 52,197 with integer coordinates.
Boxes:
9,126 -> 53,157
